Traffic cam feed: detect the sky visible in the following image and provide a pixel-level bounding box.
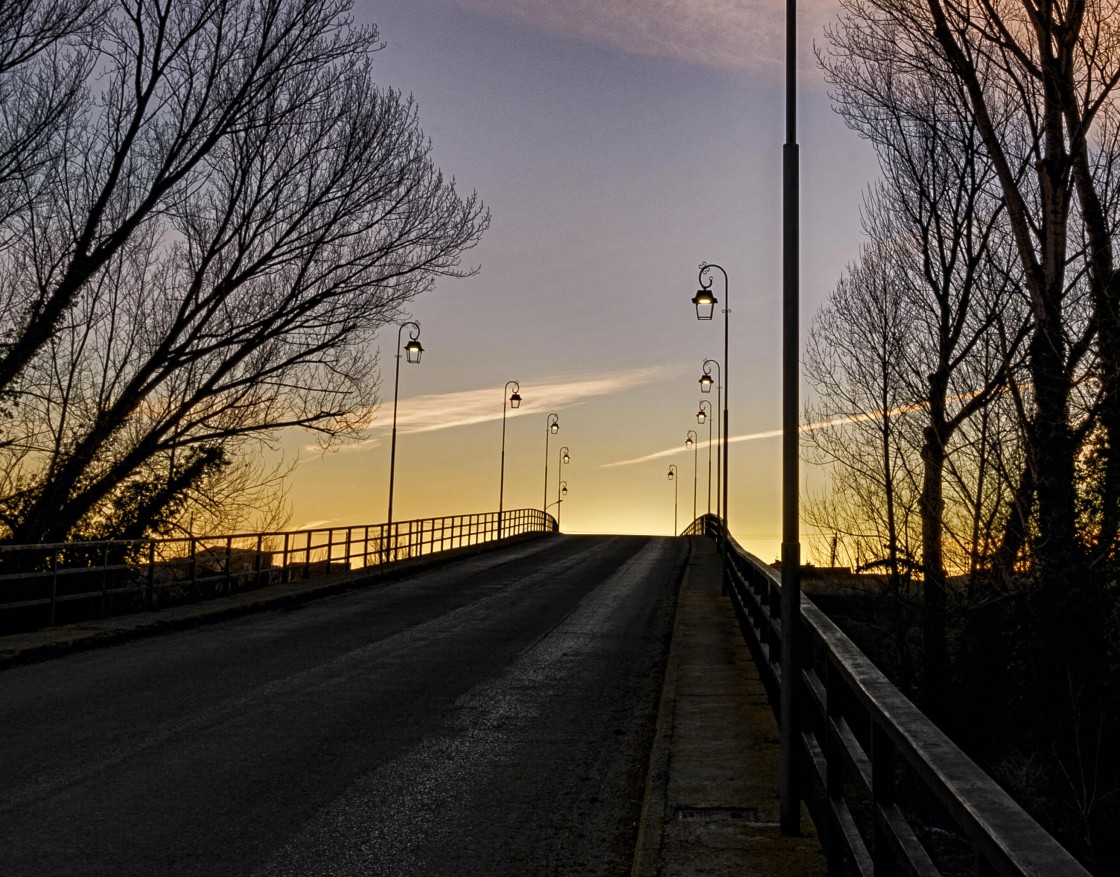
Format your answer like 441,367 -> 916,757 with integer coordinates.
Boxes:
278,0 -> 881,563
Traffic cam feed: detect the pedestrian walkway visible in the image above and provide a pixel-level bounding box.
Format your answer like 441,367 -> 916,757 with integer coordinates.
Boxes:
632,536 -> 826,876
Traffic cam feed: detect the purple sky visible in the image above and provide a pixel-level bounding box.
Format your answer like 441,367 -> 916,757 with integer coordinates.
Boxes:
281,0 -> 879,561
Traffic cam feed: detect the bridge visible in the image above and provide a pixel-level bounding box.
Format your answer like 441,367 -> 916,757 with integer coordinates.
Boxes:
0,514 -> 1092,876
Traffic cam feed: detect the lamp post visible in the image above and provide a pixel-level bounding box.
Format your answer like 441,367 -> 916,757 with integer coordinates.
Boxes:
386,321 -> 424,562
543,413 -> 559,516
556,447 -> 570,531
498,380 -> 521,539
698,400 -> 713,516
556,481 -> 568,530
667,464 -> 678,535
692,264 -> 729,593
780,0 -> 803,835
699,358 -> 722,517
686,430 -> 698,526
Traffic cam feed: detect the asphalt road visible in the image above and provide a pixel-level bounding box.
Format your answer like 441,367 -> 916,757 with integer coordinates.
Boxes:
0,534 -> 686,877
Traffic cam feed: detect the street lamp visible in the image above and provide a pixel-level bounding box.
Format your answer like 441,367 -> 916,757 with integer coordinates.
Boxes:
543,413 -> 559,516
667,464 -> 678,535
692,264 -> 729,594
698,400 -> 713,516
699,358 -> 722,517
686,429 -> 698,527
498,380 -> 521,539
780,0 -> 803,835
546,479 -> 568,528
556,447 -> 570,531
387,321 -> 423,562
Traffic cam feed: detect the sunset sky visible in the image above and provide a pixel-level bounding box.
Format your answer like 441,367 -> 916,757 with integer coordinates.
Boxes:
279,0 -> 880,563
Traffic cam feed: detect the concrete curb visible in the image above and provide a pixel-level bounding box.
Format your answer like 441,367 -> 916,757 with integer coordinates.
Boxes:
0,531 -> 550,670
630,536 -> 826,876
631,537 -> 692,877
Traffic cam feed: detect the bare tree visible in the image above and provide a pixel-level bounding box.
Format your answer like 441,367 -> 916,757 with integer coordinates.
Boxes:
0,0 -> 488,542
805,240 -> 921,589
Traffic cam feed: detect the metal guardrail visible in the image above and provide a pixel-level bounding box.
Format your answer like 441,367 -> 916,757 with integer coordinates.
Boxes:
685,514 -> 1090,877
0,508 -> 556,633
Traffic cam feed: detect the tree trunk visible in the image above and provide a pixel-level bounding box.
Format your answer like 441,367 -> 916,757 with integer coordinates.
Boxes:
920,421 -> 949,716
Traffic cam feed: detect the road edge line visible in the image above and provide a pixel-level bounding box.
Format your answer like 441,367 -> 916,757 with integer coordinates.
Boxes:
630,535 -> 693,877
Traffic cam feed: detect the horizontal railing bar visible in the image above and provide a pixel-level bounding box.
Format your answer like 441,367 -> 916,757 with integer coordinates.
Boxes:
0,509 -> 557,631
684,515 -> 1090,877
879,800 -> 941,877
834,797 -> 875,877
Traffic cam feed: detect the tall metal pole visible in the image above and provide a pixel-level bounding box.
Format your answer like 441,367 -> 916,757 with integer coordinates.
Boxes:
387,321 -> 421,562
779,0 -> 803,836
668,465 -> 678,535
702,359 -> 722,518
498,380 -> 520,539
699,399 -> 714,515
698,265 -> 730,593
687,430 -> 698,525
556,447 -> 569,532
543,413 -> 559,516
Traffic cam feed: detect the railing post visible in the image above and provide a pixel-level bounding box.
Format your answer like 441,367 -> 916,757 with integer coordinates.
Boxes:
872,721 -> 897,875
147,541 -> 156,606
304,530 -> 312,578
187,537 -> 197,597
224,536 -> 233,595
825,660 -> 845,875
50,550 -> 58,627
345,527 -> 352,570
281,533 -> 290,583
101,543 -> 110,617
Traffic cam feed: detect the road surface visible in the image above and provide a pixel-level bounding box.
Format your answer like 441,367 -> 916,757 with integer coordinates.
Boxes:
0,534 -> 686,876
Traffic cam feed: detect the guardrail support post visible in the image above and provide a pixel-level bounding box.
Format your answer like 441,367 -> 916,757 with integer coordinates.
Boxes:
825,661 -> 845,875
147,542 -> 156,606
224,536 -> 233,594
281,533 -> 290,583
872,722 -> 897,875
50,551 -> 58,627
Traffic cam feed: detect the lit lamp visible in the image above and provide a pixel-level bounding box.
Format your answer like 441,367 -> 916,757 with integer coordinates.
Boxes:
386,321 -> 423,563
698,399 -> 713,515
556,447 -> 570,531
690,263 -> 729,598
667,463 -> 678,536
543,413 -> 560,517
698,359 -> 722,520
498,380 -> 521,539
692,287 -> 717,320
686,429 -> 698,526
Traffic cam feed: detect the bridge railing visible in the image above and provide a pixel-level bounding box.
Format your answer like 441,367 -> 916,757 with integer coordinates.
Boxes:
0,508 -> 556,633
686,514 -> 1089,877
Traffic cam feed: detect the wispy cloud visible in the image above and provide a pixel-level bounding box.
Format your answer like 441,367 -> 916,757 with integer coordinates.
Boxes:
601,400 -> 932,468
307,365 -> 668,454
453,0 -> 839,76
395,365 -> 669,434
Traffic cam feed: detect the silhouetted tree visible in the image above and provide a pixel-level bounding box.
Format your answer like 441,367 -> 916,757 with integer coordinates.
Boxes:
0,0 -> 488,541
820,23 -> 1033,711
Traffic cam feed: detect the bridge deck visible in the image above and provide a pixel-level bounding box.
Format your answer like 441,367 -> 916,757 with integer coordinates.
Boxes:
0,533 -> 826,875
